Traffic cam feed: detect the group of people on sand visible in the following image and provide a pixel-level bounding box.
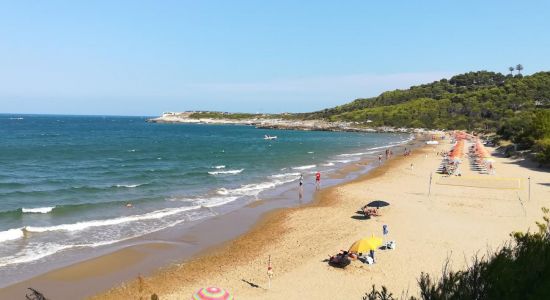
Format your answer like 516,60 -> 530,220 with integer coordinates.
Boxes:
329,223 -> 392,268
298,171 -> 321,190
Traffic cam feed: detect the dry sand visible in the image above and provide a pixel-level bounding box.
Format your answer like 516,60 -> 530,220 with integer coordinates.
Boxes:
92,140 -> 550,300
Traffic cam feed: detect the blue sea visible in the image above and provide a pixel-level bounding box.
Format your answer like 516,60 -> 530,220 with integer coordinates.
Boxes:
0,114 -> 411,276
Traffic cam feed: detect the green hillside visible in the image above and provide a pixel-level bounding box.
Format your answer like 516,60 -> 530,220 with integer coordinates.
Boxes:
302,71 -> 550,129
301,70 -> 550,163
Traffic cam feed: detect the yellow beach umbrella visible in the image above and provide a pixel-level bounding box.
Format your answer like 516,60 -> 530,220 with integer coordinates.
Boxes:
349,235 -> 383,253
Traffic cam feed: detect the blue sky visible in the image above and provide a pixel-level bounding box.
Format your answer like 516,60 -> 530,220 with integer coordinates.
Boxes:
1,1 -> 549,116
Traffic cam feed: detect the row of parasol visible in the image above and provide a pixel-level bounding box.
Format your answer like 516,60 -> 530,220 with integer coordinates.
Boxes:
449,139 -> 465,162
474,140 -> 493,161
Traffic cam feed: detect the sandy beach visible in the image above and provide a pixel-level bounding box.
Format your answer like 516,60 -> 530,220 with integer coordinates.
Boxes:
84,139 -> 549,300
2,138 -> 548,300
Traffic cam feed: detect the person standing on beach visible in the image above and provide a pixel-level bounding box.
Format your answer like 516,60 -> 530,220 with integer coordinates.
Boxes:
370,249 -> 375,263
382,224 -> 388,246
378,154 -> 382,164
299,174 -> 304,188
315,171 -> 321,189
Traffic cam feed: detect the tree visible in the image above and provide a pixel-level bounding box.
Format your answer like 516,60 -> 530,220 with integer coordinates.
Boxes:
509,66 -> 515,75
516,64 -> 524,75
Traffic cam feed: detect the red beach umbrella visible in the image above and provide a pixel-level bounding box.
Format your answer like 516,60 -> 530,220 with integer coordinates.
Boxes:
192,287 -> 233,300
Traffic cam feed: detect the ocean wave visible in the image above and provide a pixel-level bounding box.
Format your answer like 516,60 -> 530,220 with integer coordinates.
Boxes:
24,205 -> 201,233
321,162 -> 335,166
208,169 -> 243,175
0,228 -> 24,242
217,175 -> 297,197
291,165 -> 316,170
0,239 -> 125,268
337,152 -> 368,157
307,151 -> 314,154
22,206 -> 55,214
0,244 -> 73,268
269,172 -> 301,179
114,183 -> 143,188
8,117 -> 24,120
197,196 -> 239,208
212,165 -> 226,169
331,159 -> 353,164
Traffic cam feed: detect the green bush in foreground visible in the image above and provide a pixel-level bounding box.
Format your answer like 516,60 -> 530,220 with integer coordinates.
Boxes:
364,208 -> 550,300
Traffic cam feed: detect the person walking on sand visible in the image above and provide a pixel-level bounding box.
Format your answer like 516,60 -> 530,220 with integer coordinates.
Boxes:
378,154 -> 382,164
299,174 -> 304,188
315,171 -> 321,189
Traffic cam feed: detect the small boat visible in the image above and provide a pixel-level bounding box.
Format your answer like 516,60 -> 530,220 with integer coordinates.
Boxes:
264,135 -> 277,140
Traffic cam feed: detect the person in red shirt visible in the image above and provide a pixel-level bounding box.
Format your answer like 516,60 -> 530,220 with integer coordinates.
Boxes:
315,171 -> 321,189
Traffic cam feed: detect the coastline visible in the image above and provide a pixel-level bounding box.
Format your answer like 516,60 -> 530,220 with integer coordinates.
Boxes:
96,138 -> 549,299
147,112 -> 418,133
2,135 -> 547,299
0,133 -> 421,299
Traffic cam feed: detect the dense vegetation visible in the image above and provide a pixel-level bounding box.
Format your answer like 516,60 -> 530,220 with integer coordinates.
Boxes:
300,70 -> 550,163
364,208 -> 550,300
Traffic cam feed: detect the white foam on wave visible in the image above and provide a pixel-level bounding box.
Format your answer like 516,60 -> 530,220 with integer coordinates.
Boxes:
0,228 -> 24,242
322,162 -> 335,167
332,159 -> 353,164
115,183 -> 142,188
270,172 -> 301,179
208,169 -> 243,175
307,151 -> 314,154
0,213 -> 210,268
22,206 -> 55,214
0,243 -> 73,267
197,196 -> 239,208
291,165 -> 316,170
212,165 -> 226,169
0,238 -> 130,268
217,174 -> 298,197
9,117 -> 24,120
337,152 -> 366,157
24,205 -> 201,233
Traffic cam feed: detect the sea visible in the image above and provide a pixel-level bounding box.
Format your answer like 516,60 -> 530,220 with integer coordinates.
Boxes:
0,114 -> 412,285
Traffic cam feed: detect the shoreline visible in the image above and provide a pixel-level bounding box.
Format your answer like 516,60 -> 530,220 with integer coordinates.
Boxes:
3,134 -> 547,299
96,138 -> 549,299
94,140 -> 429,298
0,134 -> 422,299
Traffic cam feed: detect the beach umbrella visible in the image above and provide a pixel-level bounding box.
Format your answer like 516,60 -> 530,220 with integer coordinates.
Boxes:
366,200 -> 390,209
349,235 -> 383,253
192,287 -> 233,300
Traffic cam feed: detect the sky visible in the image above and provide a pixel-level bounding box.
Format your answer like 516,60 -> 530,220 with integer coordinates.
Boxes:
1,1 -> 549,116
